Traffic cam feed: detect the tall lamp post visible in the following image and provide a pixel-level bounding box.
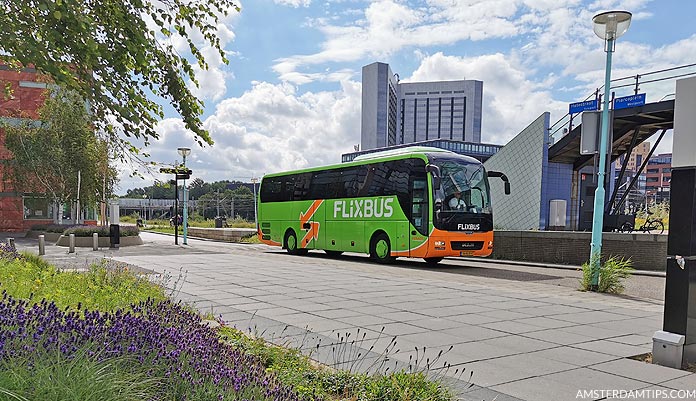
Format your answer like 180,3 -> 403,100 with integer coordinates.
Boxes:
251,177 -> 259,226
589,11 -> 632,290
178,147 -> 191,245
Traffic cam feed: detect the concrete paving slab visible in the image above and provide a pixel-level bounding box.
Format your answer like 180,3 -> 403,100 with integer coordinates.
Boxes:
526,346 -> 618,367
479,335 -> 558,354
491,367 -> 648,401
462,353 -> 575,387
606,334 -> 654,346
409,317 -> 468,331
512,316 -> 579,330
660,374 -> 696,390
591,359 -> 692,385
520,327 -> 593,345
364,322 -> 431,336
571,340 -> 650,358
480,320 -> 546,334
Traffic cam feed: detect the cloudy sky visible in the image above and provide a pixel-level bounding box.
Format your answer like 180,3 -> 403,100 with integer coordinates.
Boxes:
119,0 -> 696,193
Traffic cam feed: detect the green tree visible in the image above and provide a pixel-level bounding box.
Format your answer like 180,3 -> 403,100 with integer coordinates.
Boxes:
0,0 -> 240,156
3,89 -> 118,207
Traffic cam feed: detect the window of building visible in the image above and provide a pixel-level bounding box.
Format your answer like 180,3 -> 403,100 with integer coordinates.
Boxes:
23,196 -> 53,220
663,168 -> 671,173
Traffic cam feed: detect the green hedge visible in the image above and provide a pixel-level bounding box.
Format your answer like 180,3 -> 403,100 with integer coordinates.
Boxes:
62,225 -> 140,237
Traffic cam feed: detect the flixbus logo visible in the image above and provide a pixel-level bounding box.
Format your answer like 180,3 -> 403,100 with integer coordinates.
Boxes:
333,198 -> 394,219
457,223 -> 480,231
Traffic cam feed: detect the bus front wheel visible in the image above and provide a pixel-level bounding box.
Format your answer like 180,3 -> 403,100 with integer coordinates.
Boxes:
284,230 -> 308,256
424,257 -> 443,265
370,233 -> 395,264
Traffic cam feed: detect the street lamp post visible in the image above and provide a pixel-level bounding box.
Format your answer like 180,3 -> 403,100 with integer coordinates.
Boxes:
589,11 -> 632,290
178,147 -> 191,245
251,177 -> 259,226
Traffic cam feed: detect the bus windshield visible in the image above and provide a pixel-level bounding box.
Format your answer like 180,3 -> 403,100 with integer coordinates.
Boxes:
433,158 -> 491,213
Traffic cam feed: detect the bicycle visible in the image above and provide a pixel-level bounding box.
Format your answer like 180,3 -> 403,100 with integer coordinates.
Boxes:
638,211 -> 664,234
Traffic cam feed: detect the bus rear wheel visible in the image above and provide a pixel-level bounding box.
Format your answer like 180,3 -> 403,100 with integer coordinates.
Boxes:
284,229 -> 308,256
424,257 -> 443,265
370,233 -> 395,264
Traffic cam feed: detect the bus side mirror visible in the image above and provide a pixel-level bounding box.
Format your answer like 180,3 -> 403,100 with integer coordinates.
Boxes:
426,165 -> 441,190
487,170 -> 511,195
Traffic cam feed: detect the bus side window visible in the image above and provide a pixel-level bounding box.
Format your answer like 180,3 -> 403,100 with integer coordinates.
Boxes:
293,173 -> 312,201
261,177 -> 282,202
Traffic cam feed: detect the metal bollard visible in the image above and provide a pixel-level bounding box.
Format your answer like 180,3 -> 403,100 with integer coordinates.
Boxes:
38,235 -> 45,255
69,233 -> 75,253
6,238 -> 15,250
93,232 -> 99,251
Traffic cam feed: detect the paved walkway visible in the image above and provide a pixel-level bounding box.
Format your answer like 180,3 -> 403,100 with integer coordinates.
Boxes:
10,232 -> 696,400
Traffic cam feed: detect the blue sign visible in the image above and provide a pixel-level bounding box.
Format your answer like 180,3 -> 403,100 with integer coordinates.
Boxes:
569,99 -> 598,114
614,93 -> 646,110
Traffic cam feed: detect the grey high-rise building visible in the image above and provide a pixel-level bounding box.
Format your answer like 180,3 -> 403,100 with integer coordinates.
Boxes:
360,62 -> 483,151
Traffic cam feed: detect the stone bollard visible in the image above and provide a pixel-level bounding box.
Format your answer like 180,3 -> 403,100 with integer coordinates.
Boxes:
69,234 -> 75,253
93,232 -> 99,251
38,235 -> 45,255
6,238 -> 15,250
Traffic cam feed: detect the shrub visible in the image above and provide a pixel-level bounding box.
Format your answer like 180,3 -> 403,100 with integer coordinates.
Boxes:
29,223 -> 50,231
63,225 -> 140,237
0,256 -> 165,312
580,255 -> 634,293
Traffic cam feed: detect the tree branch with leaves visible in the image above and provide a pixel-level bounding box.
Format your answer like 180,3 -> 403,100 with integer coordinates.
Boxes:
0,0 -> 240,161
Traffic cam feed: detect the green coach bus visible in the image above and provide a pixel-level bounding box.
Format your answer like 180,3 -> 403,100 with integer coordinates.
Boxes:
257,146 -> 509,264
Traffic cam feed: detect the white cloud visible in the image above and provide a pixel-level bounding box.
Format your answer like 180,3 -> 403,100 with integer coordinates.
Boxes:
274,0 -> 311,7
409,52 -> 567,144
274,0 -> 521,83
117,80 -> 363,190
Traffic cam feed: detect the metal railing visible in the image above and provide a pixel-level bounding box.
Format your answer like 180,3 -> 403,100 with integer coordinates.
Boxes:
548,63 -> 696,144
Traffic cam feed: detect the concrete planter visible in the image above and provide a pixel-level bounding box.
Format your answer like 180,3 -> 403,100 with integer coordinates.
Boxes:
26,231 -> 62,242
186,227 -> 256,242
55,234 -> 143,247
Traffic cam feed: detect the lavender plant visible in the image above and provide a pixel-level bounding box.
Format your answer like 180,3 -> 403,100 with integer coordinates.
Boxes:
0,243 -> 23,262
0,294 -> 311,401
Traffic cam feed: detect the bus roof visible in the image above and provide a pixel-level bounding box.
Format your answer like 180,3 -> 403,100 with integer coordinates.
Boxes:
262,146 -> 480,179
352,146 -> 452,161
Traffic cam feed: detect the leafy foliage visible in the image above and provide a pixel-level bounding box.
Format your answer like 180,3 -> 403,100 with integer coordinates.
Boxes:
3,89 -> 117,205
0,0 -> 240,153
580,255 -> 634,293
63,225 -> 140,237
0,256 -> 164,312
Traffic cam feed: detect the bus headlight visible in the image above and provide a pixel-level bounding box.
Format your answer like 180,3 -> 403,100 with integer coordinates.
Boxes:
434,240 -> 445,247
488,241 -> 493,249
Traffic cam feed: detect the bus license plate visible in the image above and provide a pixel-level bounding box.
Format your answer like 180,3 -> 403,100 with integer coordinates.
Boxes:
460,251 -> 475,256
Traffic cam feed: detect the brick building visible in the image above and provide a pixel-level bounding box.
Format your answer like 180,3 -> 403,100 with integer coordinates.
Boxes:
645,153 -> 672,203
0,65 -> 52,232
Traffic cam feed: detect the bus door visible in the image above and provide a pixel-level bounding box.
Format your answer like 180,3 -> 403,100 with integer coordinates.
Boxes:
409,176 -> 429,256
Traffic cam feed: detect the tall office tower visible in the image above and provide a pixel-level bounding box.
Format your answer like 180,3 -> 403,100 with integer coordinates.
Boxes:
360,62 -> 483,151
